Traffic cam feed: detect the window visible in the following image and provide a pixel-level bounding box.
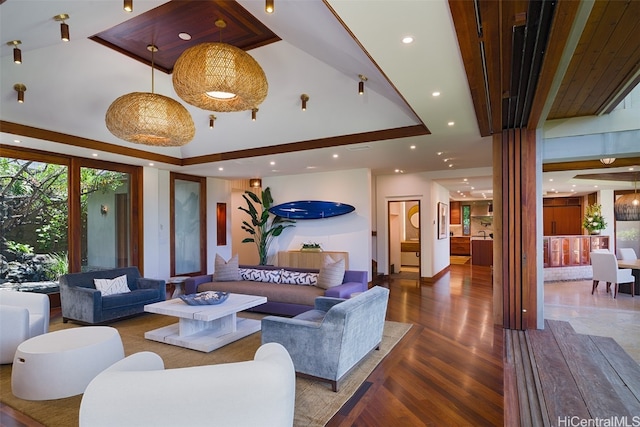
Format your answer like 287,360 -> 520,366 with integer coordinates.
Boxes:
170,173 -> 206,276
462,205 -> 471,236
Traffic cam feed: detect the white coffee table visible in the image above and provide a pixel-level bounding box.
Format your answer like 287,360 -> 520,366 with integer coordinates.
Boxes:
144,293 -> 267,352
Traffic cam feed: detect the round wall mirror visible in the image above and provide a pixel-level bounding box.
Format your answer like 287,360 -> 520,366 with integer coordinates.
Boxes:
408,205 -> 419,228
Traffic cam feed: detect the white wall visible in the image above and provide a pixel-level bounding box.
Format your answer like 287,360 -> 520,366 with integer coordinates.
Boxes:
143,168 -> 169,280
376,173 -> 450,278
262,169 -> 372,278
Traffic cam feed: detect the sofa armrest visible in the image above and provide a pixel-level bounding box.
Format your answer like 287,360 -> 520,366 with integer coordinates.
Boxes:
262,315 -> 324,332
137,278 -> 166,300
60,283 -> 102,323
314,297 -> 345,312
323,281 -> 366,299
184,275 -> 213,295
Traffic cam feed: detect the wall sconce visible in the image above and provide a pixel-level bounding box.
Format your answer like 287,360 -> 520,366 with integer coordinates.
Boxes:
251,108 -> 258,121
100,204 -> 109,216
265,0 -> 274,14
300,94 -> 309,111
124,0 -> 133,12
358,74 -> 368,95
54,14 -> 70,42
14,84 -> 26,103
209,115 -> 216,129
600,158 -> 616,165
7,40 -> 22,64
249,178 -> 262,188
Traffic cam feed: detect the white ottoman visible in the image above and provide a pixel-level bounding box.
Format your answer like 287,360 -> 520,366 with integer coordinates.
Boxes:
12,326 -> 124,400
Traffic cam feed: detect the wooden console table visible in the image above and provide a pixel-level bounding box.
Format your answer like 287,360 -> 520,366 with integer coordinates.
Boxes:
277,251 -> 349,269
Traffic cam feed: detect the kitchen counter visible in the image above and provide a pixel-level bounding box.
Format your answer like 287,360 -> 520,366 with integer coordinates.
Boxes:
471,239 -> 493,266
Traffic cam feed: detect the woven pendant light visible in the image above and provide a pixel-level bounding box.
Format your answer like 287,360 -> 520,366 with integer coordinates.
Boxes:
172,19 -> 268,112
614,176 -> 640,221
106,45 -> 195,147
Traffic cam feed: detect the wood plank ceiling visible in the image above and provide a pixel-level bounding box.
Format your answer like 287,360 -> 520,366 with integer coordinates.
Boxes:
449,0 -> 640,136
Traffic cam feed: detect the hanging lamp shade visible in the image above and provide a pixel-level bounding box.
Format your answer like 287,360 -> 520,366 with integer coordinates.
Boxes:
614,193 -> 640,221
172,41 -> 268,112
106,92 -> 195,147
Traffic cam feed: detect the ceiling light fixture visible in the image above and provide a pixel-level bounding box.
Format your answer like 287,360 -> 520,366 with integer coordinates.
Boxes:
173,19 -> 268,113
402,36 -> 414,44
209,115 -> 216,129
249,178 -> 262,188
614,174 -> 640,221
265,0 -> 274,14
358,74 -> 368,95
124,0 -> 133,12
300,94 -> 309,111
54,14 -> 70,42
14,83 -> 26,103
252,108 -> 258,121
7,41 -> 22,64
600,158 -> 616,165
105,45 -> 195,147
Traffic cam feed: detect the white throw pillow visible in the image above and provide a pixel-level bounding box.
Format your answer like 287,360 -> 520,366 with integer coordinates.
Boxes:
280,270 -> 319,286
317,256 -> 345,289
94,274 -> 131,296
212,254 -> 240,281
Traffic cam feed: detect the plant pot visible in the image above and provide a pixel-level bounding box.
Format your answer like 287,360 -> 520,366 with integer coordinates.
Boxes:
300,248 -> 322,252
590,230 -> 601,235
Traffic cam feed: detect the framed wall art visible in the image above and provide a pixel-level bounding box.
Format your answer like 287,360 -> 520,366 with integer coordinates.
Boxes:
438,202 -> 448,240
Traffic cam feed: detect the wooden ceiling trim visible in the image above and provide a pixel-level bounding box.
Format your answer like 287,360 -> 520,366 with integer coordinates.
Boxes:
448,0 -> 492,137
479,0 -> 503,135
542,157 -> 640,173
182,125 -> 430,166
0,121 -> 182,166
527,0 -> 581,129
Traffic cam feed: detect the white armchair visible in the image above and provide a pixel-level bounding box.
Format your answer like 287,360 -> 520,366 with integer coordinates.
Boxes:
79,343 -> 295,427
590,251 -> 635,298
617,248 -> 638,260
0,291 -> 50,364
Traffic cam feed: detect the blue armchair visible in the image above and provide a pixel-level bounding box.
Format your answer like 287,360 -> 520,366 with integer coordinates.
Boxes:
60,267 -> 165,324
261,285 -> 389,391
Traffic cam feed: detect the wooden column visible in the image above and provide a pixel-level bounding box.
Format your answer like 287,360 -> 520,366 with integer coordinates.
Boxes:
493,128 -> 538,330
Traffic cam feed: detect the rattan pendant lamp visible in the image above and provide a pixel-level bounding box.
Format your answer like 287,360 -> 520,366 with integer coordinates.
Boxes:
614,173 -> 640,221
106,45 -> 195,147
172,19 -> 268,112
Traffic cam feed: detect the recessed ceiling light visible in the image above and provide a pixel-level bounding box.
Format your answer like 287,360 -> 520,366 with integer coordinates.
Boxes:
549,178 -> 553,181
463,178 -> 468,182
432,91 -> 440,97
178,32 -> 191,41
306,166 -> 317,169
333,154 -> 339,158
13,139 -> 20,143
443,158 -> 449,162
410,145 -> 416,149
437,152 -> 443,156
470,186 -> 475,190
270,161 -> 275,165
92,153 -> 98,157
148,163 -> 154,166
402,36 -> 414,44
218,167 -> 223,171
447,121 -> 454,126
448,164 -> 453,168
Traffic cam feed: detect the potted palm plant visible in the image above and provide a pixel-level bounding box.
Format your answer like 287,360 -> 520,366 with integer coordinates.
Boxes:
239,187 -> 295,265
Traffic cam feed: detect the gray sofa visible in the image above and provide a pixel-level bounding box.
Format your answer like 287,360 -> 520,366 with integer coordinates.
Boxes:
261,285 -> 390,391
185,265 -> 368,316
60,267 -> 165,324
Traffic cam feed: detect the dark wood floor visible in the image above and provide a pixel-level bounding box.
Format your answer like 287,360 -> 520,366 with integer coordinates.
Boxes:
1,264 -> 503,426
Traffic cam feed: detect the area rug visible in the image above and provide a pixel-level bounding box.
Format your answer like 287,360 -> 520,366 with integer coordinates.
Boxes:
0,313 -> 411,427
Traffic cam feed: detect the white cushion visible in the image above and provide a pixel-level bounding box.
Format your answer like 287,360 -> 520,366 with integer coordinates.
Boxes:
212,254 -> 240,281
240,268 -> 281,283
317,256 -> 345,289
94,275 -> 130,296
279,270 -> 318,286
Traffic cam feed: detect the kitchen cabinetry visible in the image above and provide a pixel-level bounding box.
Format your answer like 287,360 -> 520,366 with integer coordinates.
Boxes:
450,237 -> 470,255
450,201 -> 461,225
471,239 -> 493,266
543,198 -> 582,236
543,235 -> 609,267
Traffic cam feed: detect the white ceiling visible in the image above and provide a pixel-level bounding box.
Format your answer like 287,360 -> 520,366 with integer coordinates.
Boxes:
0,0 -> 636,200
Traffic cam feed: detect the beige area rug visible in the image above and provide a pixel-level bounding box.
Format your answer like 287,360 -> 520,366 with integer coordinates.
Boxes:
0,313 -> 411,427
450,256 -> 471,265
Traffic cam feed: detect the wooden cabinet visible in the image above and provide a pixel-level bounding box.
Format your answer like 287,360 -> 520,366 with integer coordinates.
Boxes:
450,237 -> 470,255
277,251 -> 349,269
450,201 -> 461,225
543,235 -> 609,267
543,198 -> 582,236
471,240 -> 493,266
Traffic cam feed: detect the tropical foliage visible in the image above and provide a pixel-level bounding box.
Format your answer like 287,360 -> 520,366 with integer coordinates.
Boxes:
238,187 -> 295,265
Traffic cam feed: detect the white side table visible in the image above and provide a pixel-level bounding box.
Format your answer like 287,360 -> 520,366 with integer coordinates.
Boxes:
12,326 -> 124,400
168,276 -> 189,299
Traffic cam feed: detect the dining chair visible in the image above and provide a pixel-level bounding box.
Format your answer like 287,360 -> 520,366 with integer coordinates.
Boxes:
617,248 -> 638,260
590,251 -> 635,298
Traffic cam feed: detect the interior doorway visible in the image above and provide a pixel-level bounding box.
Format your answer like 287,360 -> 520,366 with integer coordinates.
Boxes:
388,200 -> 421,281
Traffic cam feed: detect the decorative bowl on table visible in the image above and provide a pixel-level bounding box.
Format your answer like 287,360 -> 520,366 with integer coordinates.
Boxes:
180,291 -> 229,306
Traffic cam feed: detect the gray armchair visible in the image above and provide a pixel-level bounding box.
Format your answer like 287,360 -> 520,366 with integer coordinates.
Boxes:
261,286 -> 389,391
60,267 -> 165,324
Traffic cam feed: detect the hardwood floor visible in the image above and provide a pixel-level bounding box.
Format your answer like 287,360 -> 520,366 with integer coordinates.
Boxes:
328,264 -> 503,426
1,264 -> 502,426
